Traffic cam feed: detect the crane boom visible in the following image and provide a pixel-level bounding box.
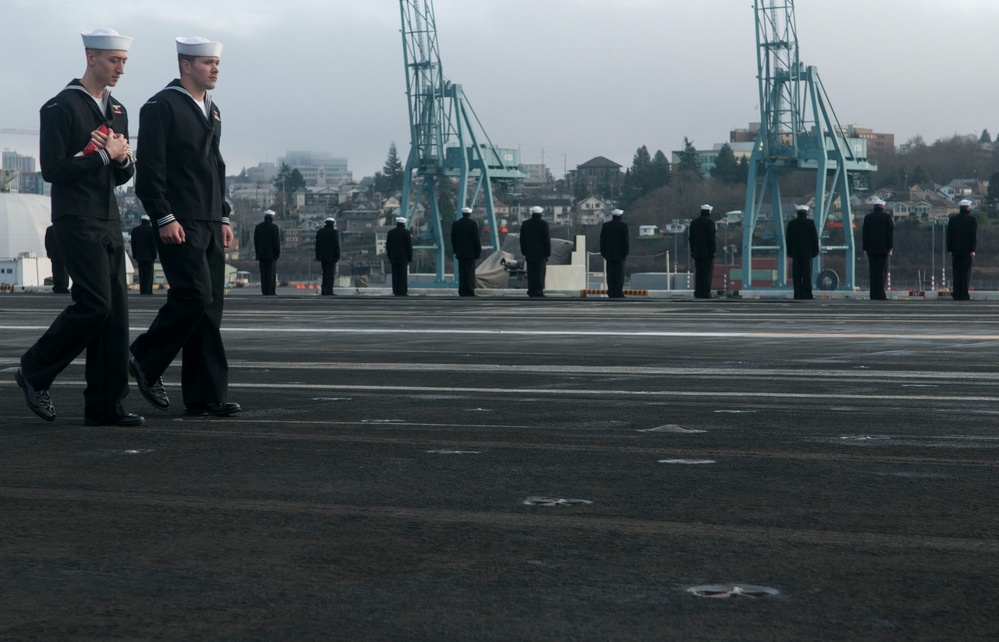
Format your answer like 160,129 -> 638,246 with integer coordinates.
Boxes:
398,0 -> 523,284
741,0 -> 876,291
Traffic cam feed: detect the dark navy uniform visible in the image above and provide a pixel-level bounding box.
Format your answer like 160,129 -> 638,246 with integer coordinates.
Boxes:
20,80 -> 134,423
689,209 -> 717,299
44,225 -> 69,293
600,214 -> 629,298
254,216 -> 281,295
785,210 -> 819,299
386,222 -> 413,296
947,207 -> 977,301
130,80 -> 232,406
451,212 -> 482,296
130,218 -> 158,294
862,205 -> 893,300
315,221 -> 341,296
519,212 -> 551,297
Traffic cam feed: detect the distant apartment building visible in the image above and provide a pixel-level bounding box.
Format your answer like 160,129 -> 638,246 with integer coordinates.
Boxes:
293,186 -> 341,217
2,150 -> 37,194
840,124 -> 894,159
230,184 -> 274,210
279,151 -> 352,187
730,122 -> 894,158
730,123 -> 761,144
245,162 -> 278,184
519,163 -> 552,187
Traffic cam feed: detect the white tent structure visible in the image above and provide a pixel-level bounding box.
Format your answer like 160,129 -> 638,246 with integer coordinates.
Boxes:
0,193 -> 133,288
0,193 -> 49,258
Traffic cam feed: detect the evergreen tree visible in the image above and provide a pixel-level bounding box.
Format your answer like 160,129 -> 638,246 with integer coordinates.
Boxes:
981,129 -> 993,145
273,163 -> 306,217
650,150 -> 671,189
289,168 -> 306,192
619,169 -> 640,205
911,165 -> 930,185
676,137 -> 702,179
629,145 -> 653,192
710,144 -> 739,183
274,162 -> 293,185
987,172 -> 999,205
383,143 -> 405,193
737,156 -> 750,184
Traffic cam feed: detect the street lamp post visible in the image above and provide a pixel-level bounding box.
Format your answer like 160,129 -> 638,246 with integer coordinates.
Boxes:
940,217 -> 947,290
665,220 -> 688,289
673,230 -> 678,274
680,219 -> 691,287
931,219 -> 936,290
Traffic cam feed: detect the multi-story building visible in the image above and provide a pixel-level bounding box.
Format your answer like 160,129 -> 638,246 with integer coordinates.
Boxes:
244,162 -> 278,184
672,143 -> 754,179
230,184 -> 274,211
279,151 -> 352,187
730,124 -> 760,144
576,196 -> 611,226
509,198 -> 573,225
2,150 -> 37,194
292,186 -> 341,221
573,156 -> 622,193
337,209 -> 382,243
730,123 -> 895,160
519,163 -> 552,187
841,124 -> 894,159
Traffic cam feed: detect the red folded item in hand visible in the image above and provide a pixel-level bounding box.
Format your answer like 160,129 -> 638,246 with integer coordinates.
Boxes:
81,124 -> 110,156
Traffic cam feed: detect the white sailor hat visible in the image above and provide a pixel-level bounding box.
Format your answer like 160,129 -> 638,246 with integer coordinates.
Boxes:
461,207 -> 473,214
324,217 -> 336,223
530,206 -> 544,214
871,198 -> 886,207
611,209 -> 624,216
396,216 -> 407,224
82,28 -> 133,51
176,36 -> 223,57
795,204 -> 809,212
959,199 -> 973,207
140,214 -> 150,221
263,209 -> 276,217
701,204 -> 714,212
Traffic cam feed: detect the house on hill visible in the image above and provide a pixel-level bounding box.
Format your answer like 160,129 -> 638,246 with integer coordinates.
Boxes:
577,196 -> 611,226
573,156 -> 623,193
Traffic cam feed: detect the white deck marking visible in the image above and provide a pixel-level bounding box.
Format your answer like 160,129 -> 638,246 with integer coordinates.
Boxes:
220,382 -> 999,403
225,361 -> 995,382
1,324 -> 998,341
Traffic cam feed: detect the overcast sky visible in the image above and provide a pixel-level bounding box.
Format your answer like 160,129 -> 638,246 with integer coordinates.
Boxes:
3,0 -> 998,180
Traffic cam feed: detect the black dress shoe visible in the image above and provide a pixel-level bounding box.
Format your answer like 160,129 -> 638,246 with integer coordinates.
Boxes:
129,357 -> 169,410
184,402 -> 241,417
85,413 -> 145,427
15,368 -> 55,421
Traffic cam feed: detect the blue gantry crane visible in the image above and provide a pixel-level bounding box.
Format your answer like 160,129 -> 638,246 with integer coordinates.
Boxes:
742,0 -> 876,290
398,0 -> 524,283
